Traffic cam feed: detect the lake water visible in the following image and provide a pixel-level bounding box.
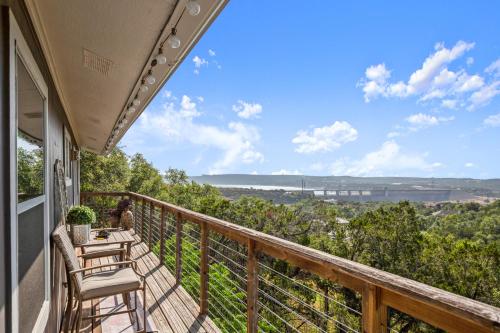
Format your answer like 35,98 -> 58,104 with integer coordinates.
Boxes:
213,184 -> 319,191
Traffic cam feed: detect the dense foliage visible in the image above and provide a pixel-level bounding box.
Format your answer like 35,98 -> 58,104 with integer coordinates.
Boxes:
67,205 -> 96,225
81,148 -> 499,332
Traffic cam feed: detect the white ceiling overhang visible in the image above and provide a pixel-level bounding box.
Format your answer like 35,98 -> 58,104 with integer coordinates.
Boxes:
25,0 -> 227,153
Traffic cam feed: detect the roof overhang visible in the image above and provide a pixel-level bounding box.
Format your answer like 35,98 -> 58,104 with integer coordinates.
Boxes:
25,0 -> 227,154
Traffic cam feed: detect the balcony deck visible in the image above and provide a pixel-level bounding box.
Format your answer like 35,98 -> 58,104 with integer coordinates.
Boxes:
78,230 -> 221,333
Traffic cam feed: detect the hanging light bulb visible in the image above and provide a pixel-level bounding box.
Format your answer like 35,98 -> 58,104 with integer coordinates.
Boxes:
118,122 -> 124,129
145,70 -> 156,85
155,48 -> 167,65
167,29 -> 181,49
127,106 -> 136,114
140,80 -> 149,92
132,96 -> 141,106
186,0 -> 201,16
122,118 -> 128,124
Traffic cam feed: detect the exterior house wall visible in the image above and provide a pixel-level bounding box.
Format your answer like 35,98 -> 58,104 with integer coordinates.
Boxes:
1,1 -> 81,332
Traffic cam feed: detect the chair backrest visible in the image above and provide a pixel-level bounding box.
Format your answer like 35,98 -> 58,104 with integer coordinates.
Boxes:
52,225 -> 82,289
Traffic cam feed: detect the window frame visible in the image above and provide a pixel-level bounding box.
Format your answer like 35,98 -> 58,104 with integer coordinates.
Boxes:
9,11 -> 51,333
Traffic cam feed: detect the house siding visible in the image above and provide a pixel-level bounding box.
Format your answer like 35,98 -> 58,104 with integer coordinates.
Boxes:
1,1 -> 81,332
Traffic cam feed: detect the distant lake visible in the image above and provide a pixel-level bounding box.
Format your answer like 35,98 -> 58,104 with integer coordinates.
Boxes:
213,184 -> 319,191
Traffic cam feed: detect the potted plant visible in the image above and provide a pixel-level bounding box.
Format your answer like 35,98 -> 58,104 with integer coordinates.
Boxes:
67,205 -> 96,245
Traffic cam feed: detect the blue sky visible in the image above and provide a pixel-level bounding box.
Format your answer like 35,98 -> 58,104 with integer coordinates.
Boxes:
121,1 -> 500,178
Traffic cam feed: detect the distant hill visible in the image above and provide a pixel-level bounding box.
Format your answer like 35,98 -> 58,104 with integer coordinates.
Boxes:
190,174 -> 500,197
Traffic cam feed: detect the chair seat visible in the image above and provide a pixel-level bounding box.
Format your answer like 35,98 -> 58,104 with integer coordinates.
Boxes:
81,244 -> 126,259
81,267 -> 141,300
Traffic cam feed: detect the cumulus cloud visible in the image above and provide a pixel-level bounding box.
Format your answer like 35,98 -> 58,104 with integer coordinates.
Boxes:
406,113 -> 455,129
271,169 -> 302,175
330,141 -> 443,176
232,100 -> 263,119
465,162 -> 475,168
134,94 -> 263,174
208,49 -> 216,57
483,113 -> 500,127
441,99 -> 458,109
358,41 -> 499,110
292,121 -> 358,154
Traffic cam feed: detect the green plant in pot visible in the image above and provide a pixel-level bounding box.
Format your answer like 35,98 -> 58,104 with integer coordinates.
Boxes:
67,205 -> 96,245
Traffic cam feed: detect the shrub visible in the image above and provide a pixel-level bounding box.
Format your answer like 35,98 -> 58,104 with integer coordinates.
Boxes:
67,205 -> 96,225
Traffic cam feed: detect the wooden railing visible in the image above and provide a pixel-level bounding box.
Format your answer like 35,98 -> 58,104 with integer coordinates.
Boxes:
81,191 -> 500,333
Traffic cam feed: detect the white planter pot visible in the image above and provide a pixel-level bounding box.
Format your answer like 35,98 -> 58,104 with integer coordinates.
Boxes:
71,224 -> 90,245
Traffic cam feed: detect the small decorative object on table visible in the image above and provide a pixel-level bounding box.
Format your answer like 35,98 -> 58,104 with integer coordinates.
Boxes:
67,205 -> 96,245
95,229 -> 110,240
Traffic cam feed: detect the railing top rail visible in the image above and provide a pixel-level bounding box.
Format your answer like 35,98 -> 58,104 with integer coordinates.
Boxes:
82,191 -> 500,332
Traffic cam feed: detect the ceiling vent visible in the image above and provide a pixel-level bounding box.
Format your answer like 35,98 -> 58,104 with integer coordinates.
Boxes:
83,48 -> 113,76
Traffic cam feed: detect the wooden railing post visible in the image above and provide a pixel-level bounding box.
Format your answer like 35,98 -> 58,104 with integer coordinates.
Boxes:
362,284 -> 387,333
247,239 -> 259,333
200,222 -> 209,315
141,198 -> 146,241
159,207 -> 166,265
148,201 -> 154,250
175,212 -> 183,283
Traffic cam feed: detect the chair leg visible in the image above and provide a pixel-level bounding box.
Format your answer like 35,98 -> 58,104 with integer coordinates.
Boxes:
143,286 -> 147,333
71,301 -> 80,333
76,301 -> 83,333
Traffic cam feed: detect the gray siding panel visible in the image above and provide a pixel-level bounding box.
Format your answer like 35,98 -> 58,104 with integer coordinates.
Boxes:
3,1 -> 81,331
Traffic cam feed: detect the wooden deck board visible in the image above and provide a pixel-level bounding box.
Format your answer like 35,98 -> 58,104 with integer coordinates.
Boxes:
74,229 -> 221,333
128,232 -> 221,333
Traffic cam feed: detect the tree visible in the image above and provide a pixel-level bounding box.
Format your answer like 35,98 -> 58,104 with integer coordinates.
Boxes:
129,153 -> 165,197
165,167 -> 189,185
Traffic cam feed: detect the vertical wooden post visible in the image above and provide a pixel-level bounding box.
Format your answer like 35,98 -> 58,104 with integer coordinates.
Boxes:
148,202 -> 153,250
200,222 -> 209,315
362,284 -> 386,333
141,198 -> 146,241
159,207 -> 166,265
175,212 -> 183,283
247,239 -> 259,333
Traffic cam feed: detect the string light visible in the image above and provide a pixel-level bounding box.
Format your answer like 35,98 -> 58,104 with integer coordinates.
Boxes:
186,0 -> 201,16
145,70 -> 156,85
108,2 -> 202,149
155,48 -> 167,65
167,28 -> 181,49
140,80 -> 149,92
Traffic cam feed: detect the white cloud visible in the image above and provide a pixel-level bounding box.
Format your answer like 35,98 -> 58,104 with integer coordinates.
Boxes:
466,57 -> 474,66
135,94 -> 263,174
331,141 -> 443,176
406,113 -> 454,129
192,55 -> 208,74
232,100 -> 263,119
366,64 -> 391,83
292,121 -> 358,154
358,41 -> 500,110
485,58 -> 500,77
387,131 -> 401,138
208,49 -> 216,57
468,81 -> 500,110
407,41 -> 474,94
250,170 -> 258,175
483,113 -> 500,127
441,99 -> 458,109
465,162 -> 475,168
271,169 -> 302,175
193,56 -> 208,68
